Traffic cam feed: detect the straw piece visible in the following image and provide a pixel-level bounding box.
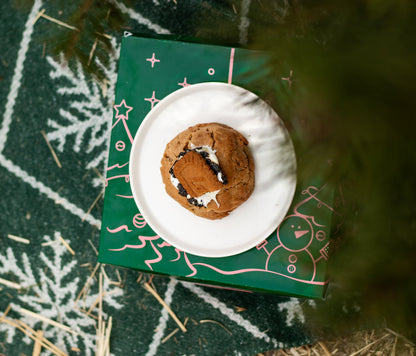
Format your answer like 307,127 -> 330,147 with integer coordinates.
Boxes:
20,308 -> 78,335
143,283 -> 187,332
32,9 -> 46,25
0,318 -> 67,356
1,304 -> 12,319
100,265 -> 122,287
318,342 -> 333,356
115,269 -> 122,285
74,305 -> 98,320
59,236 -> 75,255
17,320 -> 67,356
88,239 -> 99,256
75,263 -> 100,306
289,348 -> 301,356
87,38 -> 98,66
82,190 -> 103,222
102,316 -> 112,355
32,330 -> 43,356
93,167 -> 105,184
386,328 -> 415,346
42,240 -> 58,247
199,319 -> 232,335
234,306 -> 246,313
136,273 -> 143,284
40,12 -> 79,31
161,328 -> 179,344
0,277 -> 22,290
86,290 -> 117,317
98,272 -> 103,351
41,130 -> 62,168
312,347 -> 320,356
349,333 -> 390,356
95,32 -> 112,40
391,335 -> 398,356
95,273 -> 113,356
7,234 -> 30,244
100,265 -> 110,284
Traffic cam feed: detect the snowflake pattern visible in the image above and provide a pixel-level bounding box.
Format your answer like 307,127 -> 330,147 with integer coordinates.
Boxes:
0,232 -> 123,355
45,40 -> 119,187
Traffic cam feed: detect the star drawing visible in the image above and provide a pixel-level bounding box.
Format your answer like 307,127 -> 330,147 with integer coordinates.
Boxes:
144,91 -> 161,109
146,53 -> 160,68
178,77 -> 191,87
112,99 -> 134,144
114,99 -> 133,119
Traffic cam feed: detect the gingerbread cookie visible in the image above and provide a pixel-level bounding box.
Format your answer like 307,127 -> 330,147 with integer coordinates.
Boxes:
160,123 -> 254,220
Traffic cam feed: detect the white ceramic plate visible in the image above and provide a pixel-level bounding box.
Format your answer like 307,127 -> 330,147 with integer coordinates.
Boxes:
129,82 -> 297,257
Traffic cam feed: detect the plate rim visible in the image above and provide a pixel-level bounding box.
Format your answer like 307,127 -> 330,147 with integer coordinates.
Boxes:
129,82 -> 297,257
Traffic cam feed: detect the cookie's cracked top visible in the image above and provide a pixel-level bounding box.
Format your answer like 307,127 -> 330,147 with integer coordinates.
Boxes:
160,123 -> 255,220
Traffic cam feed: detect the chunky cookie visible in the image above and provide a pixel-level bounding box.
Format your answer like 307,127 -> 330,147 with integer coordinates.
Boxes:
160,123 -> 254,220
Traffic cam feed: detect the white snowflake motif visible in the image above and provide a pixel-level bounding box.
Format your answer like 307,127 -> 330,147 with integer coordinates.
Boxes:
0,232 -> 124,355
46,40 -> 119,187
278,298 -> 305,327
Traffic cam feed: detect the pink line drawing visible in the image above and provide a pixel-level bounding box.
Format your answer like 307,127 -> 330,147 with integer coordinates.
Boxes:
145,240 -> 163,270
113,99 -> 133,120
228,48 -> 235,84
105,174 -> 129,187
107,225 -> 132,233
190,263 -> 328,286
107,162 -> 129,171
112,99 -> 134,144
146,53 -> 160,68
281,70 -> 294,88
183,252 -> 198,277
157,241 -> 171,248
256,239 -> 272,256
132,213 -> 147,229
304,248 -> 317,281
171,249 -> 182,262
115,194 -> 134,199
109,235 -> 163,270
115,140 -> 126,151
144,91 -> 161,109
121,119 -> 134,144
178,77 -> 191,87
294,185 -> 337,226
316,241 -> 330,262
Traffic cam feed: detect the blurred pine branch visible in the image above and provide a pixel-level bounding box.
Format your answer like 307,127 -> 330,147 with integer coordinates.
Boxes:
17,0 -> 130,82
237,0 -> 416,339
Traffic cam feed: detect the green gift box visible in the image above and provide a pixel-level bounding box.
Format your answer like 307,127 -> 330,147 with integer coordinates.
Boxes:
98,35 -> 334,299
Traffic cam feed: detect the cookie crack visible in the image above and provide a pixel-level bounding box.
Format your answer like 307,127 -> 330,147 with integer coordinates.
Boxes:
210,131 -> 216,149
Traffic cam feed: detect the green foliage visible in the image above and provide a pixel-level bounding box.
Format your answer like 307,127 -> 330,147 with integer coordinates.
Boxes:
240,0 -> 416,339
19,0 -> 130,82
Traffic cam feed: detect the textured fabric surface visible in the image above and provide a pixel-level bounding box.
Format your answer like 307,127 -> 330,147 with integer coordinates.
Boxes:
0,1 -> 318,355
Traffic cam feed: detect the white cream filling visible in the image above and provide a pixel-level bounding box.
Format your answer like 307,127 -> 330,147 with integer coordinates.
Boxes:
194,189 -> 220,208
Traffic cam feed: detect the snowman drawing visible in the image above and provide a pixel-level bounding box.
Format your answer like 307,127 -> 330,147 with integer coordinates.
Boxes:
255,214 -> 328,282
261,215 -> 317,281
